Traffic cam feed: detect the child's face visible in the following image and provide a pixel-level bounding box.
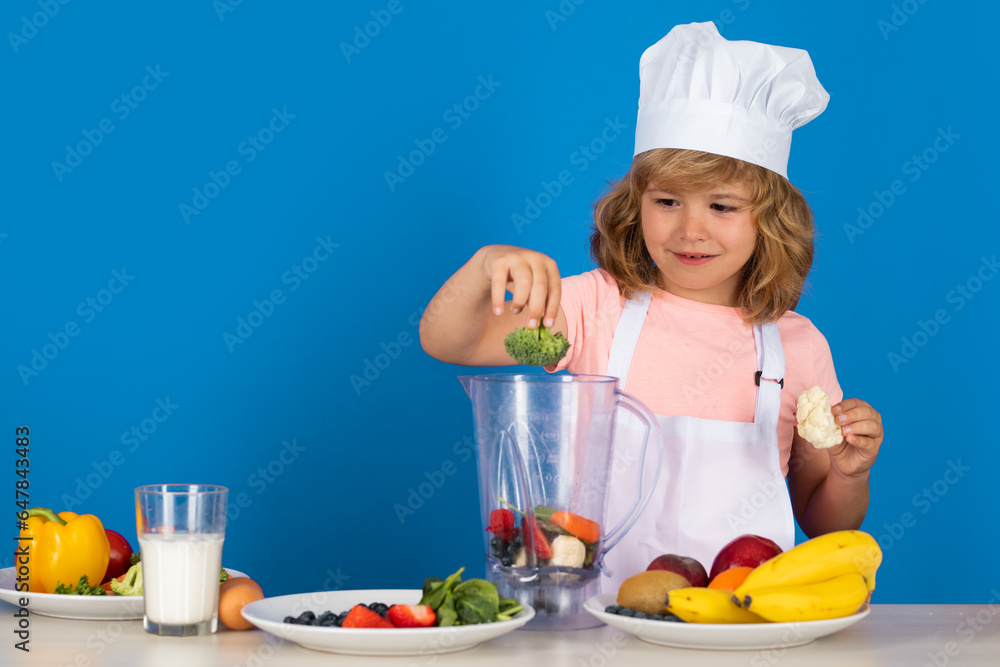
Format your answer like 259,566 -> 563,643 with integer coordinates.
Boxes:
640,183 -> 755,306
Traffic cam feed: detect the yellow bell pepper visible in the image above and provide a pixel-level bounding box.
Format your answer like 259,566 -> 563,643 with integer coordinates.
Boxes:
19,508 -> 110,594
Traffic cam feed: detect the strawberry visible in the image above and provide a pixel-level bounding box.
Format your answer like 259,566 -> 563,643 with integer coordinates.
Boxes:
524,515 -> 552,559
386,604 -> 436,628
486,509 -> 517,542
341,604 -> 395,629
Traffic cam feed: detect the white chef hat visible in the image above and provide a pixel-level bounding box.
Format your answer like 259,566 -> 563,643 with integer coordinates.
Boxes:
634,22 -> 829,179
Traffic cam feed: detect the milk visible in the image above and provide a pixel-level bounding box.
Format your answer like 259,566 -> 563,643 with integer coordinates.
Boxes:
140,533 -> 225,625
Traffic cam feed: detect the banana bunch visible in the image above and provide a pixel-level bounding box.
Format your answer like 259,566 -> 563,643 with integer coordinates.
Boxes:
665,587 -> 767,624
732,530 -> 881,623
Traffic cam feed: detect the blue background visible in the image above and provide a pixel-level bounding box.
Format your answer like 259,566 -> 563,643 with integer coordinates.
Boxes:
2,0 -> 997,605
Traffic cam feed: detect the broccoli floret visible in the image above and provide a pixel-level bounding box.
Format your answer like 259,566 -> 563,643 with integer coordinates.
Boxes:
503,325 -> 570,366
111,562 -> 143,596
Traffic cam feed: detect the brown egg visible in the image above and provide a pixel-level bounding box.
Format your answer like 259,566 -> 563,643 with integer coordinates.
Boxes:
218,580 -> 264,630
220,576 -> 264,598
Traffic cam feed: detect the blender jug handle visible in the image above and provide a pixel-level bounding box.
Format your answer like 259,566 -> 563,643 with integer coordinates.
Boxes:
599,389 -> 662,564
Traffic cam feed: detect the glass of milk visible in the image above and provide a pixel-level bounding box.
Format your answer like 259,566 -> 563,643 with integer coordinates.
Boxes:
135,484 -> 228,636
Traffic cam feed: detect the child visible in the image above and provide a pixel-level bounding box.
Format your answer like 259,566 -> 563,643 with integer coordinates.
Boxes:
420,22 -> 883,586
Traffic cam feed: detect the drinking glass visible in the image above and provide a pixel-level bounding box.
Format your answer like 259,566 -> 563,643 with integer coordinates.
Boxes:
135,484 -> 228,636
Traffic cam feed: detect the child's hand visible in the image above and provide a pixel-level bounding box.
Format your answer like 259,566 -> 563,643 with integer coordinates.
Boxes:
479,245 -> 561,329
828,399 -> 883,478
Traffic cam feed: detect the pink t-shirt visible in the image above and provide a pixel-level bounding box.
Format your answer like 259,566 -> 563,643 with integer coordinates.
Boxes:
550,269 -> 843,476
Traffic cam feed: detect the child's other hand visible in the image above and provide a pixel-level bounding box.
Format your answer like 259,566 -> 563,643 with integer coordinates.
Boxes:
479,245 -> 561,329
828,398 -> 883,478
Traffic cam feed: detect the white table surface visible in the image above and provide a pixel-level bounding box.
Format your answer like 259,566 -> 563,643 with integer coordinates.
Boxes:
2,602 -> 998,666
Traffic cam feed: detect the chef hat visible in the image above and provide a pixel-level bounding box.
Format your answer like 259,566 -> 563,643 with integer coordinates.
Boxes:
634,22 -> 829,179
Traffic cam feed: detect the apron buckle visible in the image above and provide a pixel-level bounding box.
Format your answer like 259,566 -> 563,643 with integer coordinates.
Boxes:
755,370 -> 784,389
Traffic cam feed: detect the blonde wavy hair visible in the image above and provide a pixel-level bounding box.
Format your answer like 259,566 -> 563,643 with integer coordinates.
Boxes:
590,148 -> 815,325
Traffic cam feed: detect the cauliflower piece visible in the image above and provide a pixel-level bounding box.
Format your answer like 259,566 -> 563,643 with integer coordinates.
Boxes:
796,386 -> 844,449
549,535 -> 586,568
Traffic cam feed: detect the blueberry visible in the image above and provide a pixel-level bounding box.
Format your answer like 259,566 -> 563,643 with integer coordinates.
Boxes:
283,616 -> 297,624
297,611 -> 316,622
618,607 -> 635,617
369,603 -> 390,617
633,611 -> 649,620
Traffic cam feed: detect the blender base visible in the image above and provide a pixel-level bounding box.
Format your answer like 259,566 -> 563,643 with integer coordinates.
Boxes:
489,563 -> 604,631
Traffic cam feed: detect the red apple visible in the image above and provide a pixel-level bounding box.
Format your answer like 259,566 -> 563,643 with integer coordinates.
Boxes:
646,554 -> 709,588
101,529 -> 134,584
709,534 -> 783,581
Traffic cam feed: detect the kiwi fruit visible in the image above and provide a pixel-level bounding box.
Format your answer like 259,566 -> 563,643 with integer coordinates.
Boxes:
616,570 -> 692,614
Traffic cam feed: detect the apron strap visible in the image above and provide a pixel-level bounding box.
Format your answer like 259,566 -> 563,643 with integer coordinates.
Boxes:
752,322 -> 785,431
606,290 -> 652,389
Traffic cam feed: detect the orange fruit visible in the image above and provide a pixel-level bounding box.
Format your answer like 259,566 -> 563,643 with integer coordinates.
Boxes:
707,566 -> 754,591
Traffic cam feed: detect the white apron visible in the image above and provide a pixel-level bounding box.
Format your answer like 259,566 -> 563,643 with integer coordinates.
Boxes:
601,291 -> 795,591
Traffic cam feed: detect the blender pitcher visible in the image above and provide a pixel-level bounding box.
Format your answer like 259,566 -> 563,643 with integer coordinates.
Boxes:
460,373 -> 661,630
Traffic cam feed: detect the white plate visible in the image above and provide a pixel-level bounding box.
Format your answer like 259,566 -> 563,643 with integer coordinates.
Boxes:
0,567 -> 246,621
584,592 -> 870,651
241,588 -> 535,656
